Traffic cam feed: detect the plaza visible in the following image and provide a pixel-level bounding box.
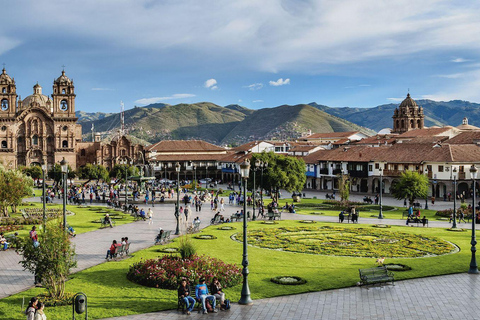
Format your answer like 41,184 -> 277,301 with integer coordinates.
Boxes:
1,187 -> 479,319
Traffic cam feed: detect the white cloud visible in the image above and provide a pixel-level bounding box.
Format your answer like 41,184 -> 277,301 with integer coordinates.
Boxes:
253,100 -> 263,103
387,98 -> 403,102
204,79 -> 218,90
244,83 -> 263,90
436,73 -> 465,79
91,87 -> 114,91
451,58 -> 470,63
135,94 -> 195,105
269,78 -> 290,86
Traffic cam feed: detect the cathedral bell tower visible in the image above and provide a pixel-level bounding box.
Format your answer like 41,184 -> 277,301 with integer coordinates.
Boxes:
0,67 -> 17,117
392,93 -> 424,134
52,70 -> 76,117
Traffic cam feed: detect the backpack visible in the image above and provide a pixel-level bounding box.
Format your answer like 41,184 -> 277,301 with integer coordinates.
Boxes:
224,299 -> 231,310
205,299 -> 214,312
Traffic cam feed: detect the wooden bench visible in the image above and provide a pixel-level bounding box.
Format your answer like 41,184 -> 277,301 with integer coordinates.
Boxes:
265,211 -> 281,220
339,214 -> 358,223
155,230 -> 172,244
210,215 -> 221,225
109,243 -> 130,260
406,218 -> 428,227
100,218 -> 116,228
359,266 -> 394,286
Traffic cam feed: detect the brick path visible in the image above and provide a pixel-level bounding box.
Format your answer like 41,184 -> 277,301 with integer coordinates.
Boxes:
103,273 -> 480,320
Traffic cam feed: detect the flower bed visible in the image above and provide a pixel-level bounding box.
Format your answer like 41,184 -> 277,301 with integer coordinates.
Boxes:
0,224 -> 23,233
373,224 -> 391,228
270,276 -> 306,285
299,220 -> 316,224
157,247 -> 180,253
127,254 -> 241,289
262,221 -> 278,225
194,234 -> 217,240
218,226 -> 235,230
0,217 -> 42,226
384,263 -> 412,271
242,226 -> 455,258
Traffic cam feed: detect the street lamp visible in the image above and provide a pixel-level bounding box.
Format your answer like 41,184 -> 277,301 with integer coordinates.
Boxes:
452,167 -> 457,229
424,168 -> 429,210
469,164 -> 478,274
60,157 -> 68,231
205,164 -> 208,189
378,167 -> 383,219
239,159 -> 252,305
193,163 -> 197,190
41,162 -> 47,232
252,160 -> 260,220
175,162 -> 181,235
259,161 -> 268,217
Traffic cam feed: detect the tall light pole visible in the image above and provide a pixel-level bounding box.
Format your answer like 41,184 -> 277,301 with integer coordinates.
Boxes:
41,162 -> 47,232
469,164 -> 478,274
378,167 -> 383,219
193,163 -> 197,190
239,159 -> 252,305
175,162 -> 181,235
452,167 -> 457,229
259,161 -> 268,217
60,157 -> 68,231
252,160 -> 260,220
424,168 -> 429,210
205,165 -> 208,189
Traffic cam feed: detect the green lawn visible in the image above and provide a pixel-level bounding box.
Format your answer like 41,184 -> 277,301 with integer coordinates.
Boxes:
3,204 -> 135,237
0,220 -> 472,320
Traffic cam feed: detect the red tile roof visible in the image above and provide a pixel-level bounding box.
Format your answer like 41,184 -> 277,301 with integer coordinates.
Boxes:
447,132 -> 480,144
301,131 -> 359,139
146,140 -> 226,152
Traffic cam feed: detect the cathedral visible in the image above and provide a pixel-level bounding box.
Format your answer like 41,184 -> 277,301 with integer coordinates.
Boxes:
392,93 -> 425,133
0,68 -> 81,169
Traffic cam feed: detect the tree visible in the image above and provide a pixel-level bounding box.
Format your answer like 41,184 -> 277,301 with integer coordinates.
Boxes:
20,165 -> 43,180
77,163 -> 109,184
0,166 -> 34,217
15,222 -> 77,300
250,152 -> 306,201
338,173 -> 351,202
109,164 -> 139,183
48,163 -> 76,183
390,170 -> 429,206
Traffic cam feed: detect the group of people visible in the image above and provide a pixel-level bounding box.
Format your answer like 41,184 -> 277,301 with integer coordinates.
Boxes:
178,277 -> 230,315
25,297 -> 47,320
105,237 -> 129,260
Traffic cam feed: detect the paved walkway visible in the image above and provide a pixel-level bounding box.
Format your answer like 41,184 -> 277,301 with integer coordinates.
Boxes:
102,273 -> 480,320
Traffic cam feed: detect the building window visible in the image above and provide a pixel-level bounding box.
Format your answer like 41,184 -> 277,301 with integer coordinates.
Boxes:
81,149 -> 86,156
1,126 -> 6,131
62,140 -> 68,148
356,164 -> 363,171
394,164 -> 398,170
1,88 -> 5,93
32,135 -> 38,146
1,99 -> 8,111
62,89 -> 66,94
438,165 -> 444,172
1,141 -> 6,148
368,165 -> 373,171
375,163 -> 379,169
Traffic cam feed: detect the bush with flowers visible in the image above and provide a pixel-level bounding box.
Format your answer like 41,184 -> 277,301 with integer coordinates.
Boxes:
127,254 -> 242,289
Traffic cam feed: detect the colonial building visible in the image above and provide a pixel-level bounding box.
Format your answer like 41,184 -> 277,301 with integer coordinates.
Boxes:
0,68 -> 81,169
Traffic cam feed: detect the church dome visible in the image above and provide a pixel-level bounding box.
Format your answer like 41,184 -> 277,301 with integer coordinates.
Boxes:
0,68 -> 13,85
22,83 -> 51,109
54,70 -> 72,85
399,93 -> 418,109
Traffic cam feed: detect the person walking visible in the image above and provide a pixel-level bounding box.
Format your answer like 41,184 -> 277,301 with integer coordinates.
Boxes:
147,208 -> 153,225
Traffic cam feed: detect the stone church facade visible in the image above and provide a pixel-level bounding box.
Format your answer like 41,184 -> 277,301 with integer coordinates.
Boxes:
0,68 -> 81,169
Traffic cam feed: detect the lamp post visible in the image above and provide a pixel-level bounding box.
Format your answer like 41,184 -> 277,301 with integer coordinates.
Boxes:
259,161 -> 268,217
175,162 -> 181,235
41,162 -> 47,232
252,160 -> 260,220
239,159 -> 252,305
452,167 -> 457,229
424,168 -> 429,210
193,163 -> 197,190
60,157 -> 68,231
378,168 -> 383,219
205,165 -> 208,189
469,164 -> 479,274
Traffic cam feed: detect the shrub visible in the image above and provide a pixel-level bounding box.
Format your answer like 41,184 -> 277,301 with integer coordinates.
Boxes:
178,236 -> 196,259
0,224 -> 23,233
127,255 -> 242,289
435,209 -> 453,217
270,276 -> 306,285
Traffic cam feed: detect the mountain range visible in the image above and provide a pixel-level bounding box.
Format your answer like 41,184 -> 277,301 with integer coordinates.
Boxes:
77,99 -> 480,146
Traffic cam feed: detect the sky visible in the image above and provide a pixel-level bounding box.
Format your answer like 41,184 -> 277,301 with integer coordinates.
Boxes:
2,0 -> 480,113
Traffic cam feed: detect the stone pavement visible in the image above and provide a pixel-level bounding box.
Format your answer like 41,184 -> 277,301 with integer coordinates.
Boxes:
103,273 -> 480,320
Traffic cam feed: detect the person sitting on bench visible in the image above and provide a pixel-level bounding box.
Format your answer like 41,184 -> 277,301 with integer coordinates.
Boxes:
104,214 -> 113,228
105,240 -> 119,259
195,278 -> 217,314
178,279 -> 195,315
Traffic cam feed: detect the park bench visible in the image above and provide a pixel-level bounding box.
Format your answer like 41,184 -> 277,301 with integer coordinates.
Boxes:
339,214 -> 358,223
210,215 -> 221,225
406,217 -> 428,227
265,211 -> 281,220
359,266 -> 394,287
100,217 -> 116,228
230,214 -> 239,222
177,285 -> 205,313
155,230 -> 172,245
